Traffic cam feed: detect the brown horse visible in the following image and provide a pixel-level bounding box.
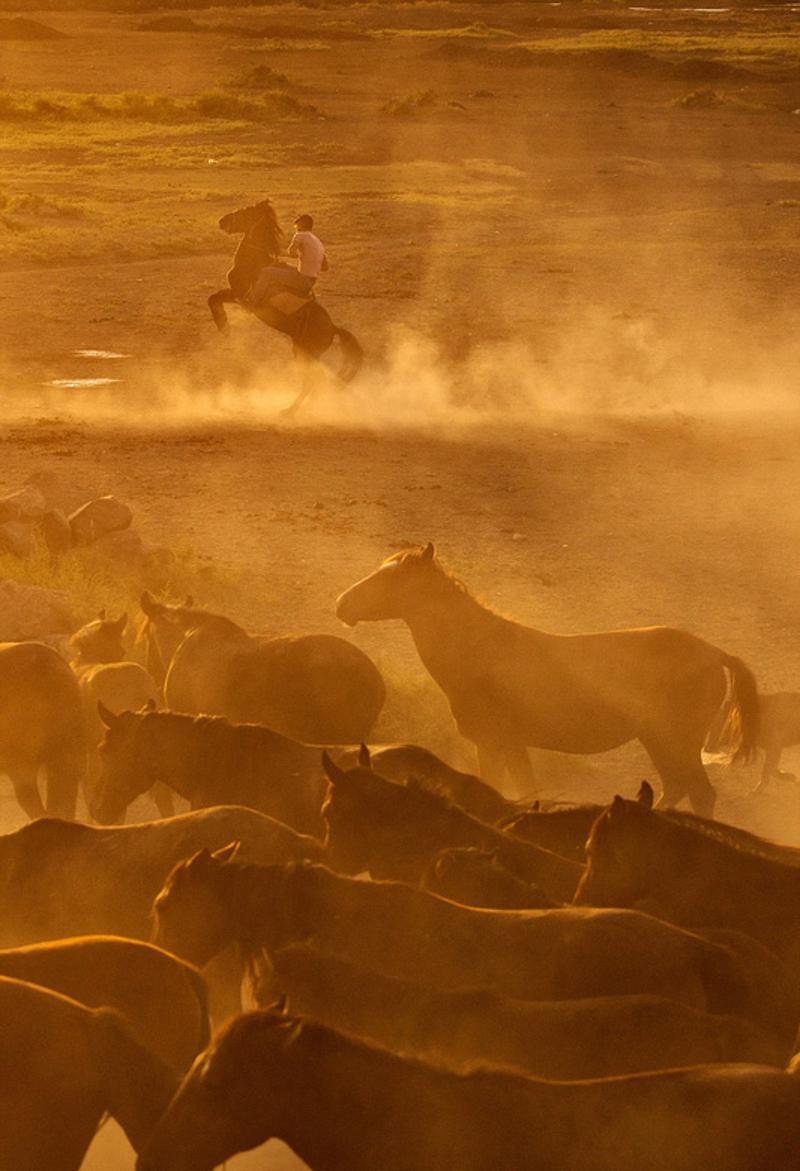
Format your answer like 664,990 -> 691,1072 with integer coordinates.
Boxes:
94,704 -> 328,835
263,943 -> 785,1075
0,640 -> 86,820
151,854 -> 754,1016
336,544 -> 759,812
69,610 -> 174,820
322,750 -> 582,902
0,936 -> 208,1073
1,975 -> 177,1171
338,742 -> 518,824
139,1008 -> 800,1171
421,845 -> 558,909
0,805 -> 322,947
207,199 -> 363,408
576,795 -> 800,973
753,692 -> 800,791
140,591 -> 385,744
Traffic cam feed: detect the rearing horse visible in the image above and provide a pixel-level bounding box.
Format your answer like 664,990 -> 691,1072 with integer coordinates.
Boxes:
335,543 -> 759,813
208,199 -> 363,409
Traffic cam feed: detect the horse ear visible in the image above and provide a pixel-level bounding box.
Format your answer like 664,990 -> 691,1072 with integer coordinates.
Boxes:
358,743 -> 371,769
210,841 -> 240,865
267,994 -> 288,1015
637,780 -> 654,810
184,594 -> 194,608
421,541 -> 435,562
322,751 -> 346,786
97,608 -> 107,621
531,799 -> 541,812
140,698 -> 157,713
140,591 -> 158,617
609,794 -> 627,817
115,613 -> 128,633
279,1018 -> 304,1048
97,700 -> 118,728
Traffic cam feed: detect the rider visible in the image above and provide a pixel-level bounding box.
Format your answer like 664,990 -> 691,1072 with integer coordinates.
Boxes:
249,213 -> 328,304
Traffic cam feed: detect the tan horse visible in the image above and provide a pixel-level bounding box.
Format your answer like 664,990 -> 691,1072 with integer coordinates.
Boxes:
0,640 -> 86,820
336,544 -> 759,812
0,975 -> 177,1171
140,1008 -> 800,1171
69,610 -> 174,820
140,591 -> 385,744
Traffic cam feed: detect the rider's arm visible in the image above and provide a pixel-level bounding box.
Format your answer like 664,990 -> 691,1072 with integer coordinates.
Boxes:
287,232 -> 300,258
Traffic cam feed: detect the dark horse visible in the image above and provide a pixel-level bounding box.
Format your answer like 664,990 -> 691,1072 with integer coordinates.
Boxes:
336,544 -> 759,814
207,199 -> 363,412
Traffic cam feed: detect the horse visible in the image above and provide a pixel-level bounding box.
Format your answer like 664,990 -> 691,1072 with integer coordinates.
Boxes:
0,976 -> 177,1171
69,610 -> 175,820
336,543 -> 760,812
207,199 -> 363,410
94,703 -> 328,835
753,692 -> 800,791
0,640 -> 86,820
151,853 -> 756,1018
337,742 -> 518,824
576,794 -> 800,973
139,1008 -> 800,1171
0,935 -> 208,1073
139,591 -> 385,745
0,806 -> 322,948
321,750 -> 582,903
421,845 -> 558,909
263,943 -> 785,1076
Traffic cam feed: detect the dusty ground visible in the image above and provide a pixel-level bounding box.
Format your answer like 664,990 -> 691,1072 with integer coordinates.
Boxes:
3,2 -> 800,1165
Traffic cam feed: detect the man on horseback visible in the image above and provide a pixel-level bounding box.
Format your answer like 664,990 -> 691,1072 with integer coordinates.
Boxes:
248,213 -> 329,306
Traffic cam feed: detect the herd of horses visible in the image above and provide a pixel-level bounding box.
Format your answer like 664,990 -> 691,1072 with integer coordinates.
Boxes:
6,544 -> 800,1169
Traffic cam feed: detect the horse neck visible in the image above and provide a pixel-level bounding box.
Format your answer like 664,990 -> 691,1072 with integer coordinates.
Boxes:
400,577 -> 505,690
275,1027 -> 434,1171
92,1012 -> 178,1151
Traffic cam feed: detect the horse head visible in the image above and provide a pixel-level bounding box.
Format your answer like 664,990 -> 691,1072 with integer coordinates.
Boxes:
151,842 -> 241,969
69,610 -> 128,665
574,795 -> 655,907
92,701 -> 159,824
335,542 -> 438,626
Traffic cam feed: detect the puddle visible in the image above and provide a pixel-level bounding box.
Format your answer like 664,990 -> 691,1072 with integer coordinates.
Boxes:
73,349 -> 131,360
46,378 -> 123,389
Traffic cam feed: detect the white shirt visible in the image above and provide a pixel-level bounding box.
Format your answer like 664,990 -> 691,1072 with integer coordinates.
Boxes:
288,231 -> 326,278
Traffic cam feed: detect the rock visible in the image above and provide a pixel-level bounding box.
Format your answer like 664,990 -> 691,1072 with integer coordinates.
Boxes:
69,496 -> 133,544
0,486 -> 47,523
0,521 -> 34,558
40,509 -> 73,555
85,528 -> 145,568
0,579 -> 76,640
25,472 -> 96,515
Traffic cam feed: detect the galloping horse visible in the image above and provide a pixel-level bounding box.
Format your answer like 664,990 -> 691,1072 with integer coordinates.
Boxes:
335,544 -> 760,813
207,199 -> 363,410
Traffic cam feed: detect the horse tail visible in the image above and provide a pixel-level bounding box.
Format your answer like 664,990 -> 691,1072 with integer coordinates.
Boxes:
334,327 -> 363,383
717,653 -> 760,764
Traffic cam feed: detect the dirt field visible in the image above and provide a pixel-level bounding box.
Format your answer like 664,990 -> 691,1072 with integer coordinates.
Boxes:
2,2 -> 800,1162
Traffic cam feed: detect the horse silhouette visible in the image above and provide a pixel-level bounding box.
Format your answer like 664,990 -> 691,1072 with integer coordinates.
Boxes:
208,199 -> 362,413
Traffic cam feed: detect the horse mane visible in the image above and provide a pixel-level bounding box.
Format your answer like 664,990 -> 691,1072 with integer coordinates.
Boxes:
660,808 -> 800,865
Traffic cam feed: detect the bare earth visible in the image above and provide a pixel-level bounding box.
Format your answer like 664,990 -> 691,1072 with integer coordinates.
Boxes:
2,3 -> 800,1163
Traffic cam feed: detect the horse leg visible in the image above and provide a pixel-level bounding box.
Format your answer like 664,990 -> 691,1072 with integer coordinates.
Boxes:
477,741 -> 508,792
43,747 -> 83,821
151,780 -> 176,819
641,737 -> 716,818
8,763 -> 46,820
280,345 -> 318,417
504,744 -> 536,801
208,289 -> 237,334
